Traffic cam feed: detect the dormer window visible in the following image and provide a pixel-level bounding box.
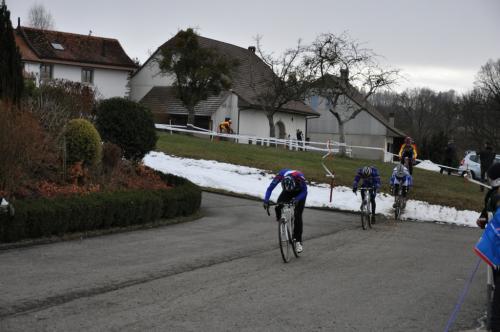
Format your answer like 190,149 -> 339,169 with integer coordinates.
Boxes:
51,42 -> 64,50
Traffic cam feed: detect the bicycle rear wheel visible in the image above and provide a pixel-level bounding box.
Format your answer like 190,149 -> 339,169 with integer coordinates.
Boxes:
278,220 -> 292,263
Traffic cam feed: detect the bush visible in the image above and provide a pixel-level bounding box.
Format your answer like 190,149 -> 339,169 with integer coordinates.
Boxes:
65,119 -> 102,166
0,174 -> 201,243
0,102 -> 56,194
96,98 -> 157,161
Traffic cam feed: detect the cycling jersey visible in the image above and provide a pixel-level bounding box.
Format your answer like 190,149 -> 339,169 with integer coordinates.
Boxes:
353,167 -> 381,190
390,166 -> 413,187
264,169 -> 308,203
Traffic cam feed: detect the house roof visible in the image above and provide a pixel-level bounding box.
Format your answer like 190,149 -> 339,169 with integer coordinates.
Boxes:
15,26 -> 137,70
139,34 -> 318,117
141,86 -> 231,116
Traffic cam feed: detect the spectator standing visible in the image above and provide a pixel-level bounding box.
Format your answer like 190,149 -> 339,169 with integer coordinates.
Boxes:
479,142 -> 496,191
440,140 -> 457,175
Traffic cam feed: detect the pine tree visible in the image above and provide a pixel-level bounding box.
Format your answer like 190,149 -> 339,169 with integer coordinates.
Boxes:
0,0 -> 24,103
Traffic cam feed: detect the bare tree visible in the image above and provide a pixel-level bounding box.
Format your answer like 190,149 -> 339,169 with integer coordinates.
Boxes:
28,3 -> 54,30
250,36 -> 312,138
306,32 -> 400,152
475,58 -> 500,105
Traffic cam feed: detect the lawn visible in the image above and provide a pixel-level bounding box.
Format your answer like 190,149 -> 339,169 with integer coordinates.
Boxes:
155,132 -> 483,211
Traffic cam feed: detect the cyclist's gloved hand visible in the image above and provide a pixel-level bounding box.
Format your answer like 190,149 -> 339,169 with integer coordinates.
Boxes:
263,201 -> 269,210
476,217 -> 487,229
352,187 -> 357,194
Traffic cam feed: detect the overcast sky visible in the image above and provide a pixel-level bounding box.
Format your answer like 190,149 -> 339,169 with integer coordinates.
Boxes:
6,0 -> 500,94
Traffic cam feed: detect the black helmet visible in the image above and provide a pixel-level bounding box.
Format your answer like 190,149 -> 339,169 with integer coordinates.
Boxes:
282,175 -> 296,192
362,166 -> 372,178
487,163 -> 500,188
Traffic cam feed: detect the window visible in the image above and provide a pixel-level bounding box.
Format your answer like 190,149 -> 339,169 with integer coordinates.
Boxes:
39,63 -> 53,82
51,42 -> 64,50
81,68 -> 94,84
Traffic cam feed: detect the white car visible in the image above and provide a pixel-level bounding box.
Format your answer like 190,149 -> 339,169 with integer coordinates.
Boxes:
458,151 -> 500,180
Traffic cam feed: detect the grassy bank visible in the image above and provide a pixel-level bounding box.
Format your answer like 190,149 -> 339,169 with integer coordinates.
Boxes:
155,132 -> 483,211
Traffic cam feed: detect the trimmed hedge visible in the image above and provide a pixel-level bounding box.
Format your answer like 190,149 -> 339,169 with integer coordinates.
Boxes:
0,174 -> 201,243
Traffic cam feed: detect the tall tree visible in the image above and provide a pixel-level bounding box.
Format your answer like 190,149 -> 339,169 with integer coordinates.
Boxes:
251,37 -> 311,138
28,3 -> 54,30
0,0 -> 24,103
475,58 -> 500,106
158,28 -> 238,126
306,32 -> 400,152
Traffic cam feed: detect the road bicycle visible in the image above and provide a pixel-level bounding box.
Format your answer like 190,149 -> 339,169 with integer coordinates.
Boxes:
393,185 -> 406,221
266,202 -> 299,263
358,188 -> 374,230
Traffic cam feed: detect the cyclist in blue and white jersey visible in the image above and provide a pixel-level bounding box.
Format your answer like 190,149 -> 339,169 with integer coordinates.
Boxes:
263,169 -> 308,253
390,164 -> 413,208
353,166 -> 381,223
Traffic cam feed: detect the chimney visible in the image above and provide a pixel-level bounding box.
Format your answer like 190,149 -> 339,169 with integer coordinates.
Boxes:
340,68 -> 349,82
17,17 -> 20,28
388,112 -> 395,127
248,46 -> 256,53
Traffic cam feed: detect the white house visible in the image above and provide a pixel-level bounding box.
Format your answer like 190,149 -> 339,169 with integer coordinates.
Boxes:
130,34 -> 319,142
15,23 -> 137,99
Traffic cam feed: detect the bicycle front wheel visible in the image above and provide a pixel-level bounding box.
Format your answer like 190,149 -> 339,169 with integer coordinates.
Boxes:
278,220 -> 292,263
361,210 -> 368,230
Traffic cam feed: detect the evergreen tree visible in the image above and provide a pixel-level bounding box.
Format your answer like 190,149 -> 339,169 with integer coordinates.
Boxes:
0,0 -> 24,103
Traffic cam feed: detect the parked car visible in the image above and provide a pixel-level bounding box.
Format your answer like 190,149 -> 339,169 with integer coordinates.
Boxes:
458,151 -> 500,179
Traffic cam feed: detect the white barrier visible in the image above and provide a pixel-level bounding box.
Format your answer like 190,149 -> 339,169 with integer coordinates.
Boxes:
155,123 -> 464,174
156,123 -> 353,155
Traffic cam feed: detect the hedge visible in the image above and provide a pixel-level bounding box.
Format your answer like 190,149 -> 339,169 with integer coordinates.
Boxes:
0,174 -> 201,243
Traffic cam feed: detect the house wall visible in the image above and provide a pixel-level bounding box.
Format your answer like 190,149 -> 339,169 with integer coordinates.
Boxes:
238,108 -> 306,144
23,62 -> 131,99
306,95 -> 390,160
129,55 -> 174,102
211,93 -> 239,132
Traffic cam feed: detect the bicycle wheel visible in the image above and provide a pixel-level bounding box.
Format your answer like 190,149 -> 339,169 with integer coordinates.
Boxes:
360,205 -> 368,230
289,217 -> 299,258
367,199 -> 372,229
278,220 -> 292,263
395,205 -> 401,220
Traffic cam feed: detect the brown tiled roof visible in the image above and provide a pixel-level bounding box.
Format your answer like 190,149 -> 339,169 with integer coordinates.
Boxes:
141,86 -> 230,116
140,35 -> 318,117
16,26 -> 137,70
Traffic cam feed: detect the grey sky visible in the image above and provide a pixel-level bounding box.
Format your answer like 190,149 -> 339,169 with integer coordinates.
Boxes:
7,0 -> 500,93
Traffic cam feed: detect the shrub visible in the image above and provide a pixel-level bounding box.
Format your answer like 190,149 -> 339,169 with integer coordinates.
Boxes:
64,119 -> 102,166
96,98 -> 157,161
26,79 -> 97,142
0,174 -> 201,243
0,102 -> 56,194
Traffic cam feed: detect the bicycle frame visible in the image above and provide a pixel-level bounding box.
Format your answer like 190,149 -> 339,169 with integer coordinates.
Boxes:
360,188 -> 373,230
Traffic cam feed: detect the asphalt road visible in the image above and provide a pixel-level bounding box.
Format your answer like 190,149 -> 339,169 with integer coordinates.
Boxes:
0,192 -> 488,331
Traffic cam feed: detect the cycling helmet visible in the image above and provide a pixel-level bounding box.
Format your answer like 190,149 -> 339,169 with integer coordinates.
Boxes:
282,175 -> 296,192
362,166 -> 372,178
404,136 -> 412,144
395,164 -> 406,178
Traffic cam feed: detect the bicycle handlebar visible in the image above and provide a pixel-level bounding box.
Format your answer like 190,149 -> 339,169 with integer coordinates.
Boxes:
264,202 -> 295,216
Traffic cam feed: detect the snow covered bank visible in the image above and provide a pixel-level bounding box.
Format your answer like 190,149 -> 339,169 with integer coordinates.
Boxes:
144,152 -> 479,227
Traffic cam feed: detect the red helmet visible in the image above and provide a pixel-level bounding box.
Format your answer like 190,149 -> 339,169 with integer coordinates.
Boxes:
405,136 -> 412,144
